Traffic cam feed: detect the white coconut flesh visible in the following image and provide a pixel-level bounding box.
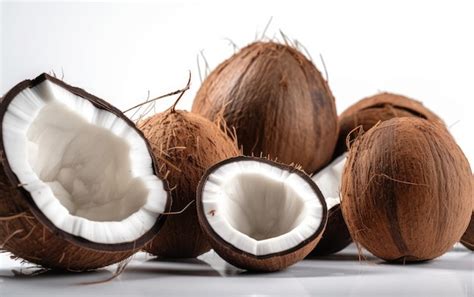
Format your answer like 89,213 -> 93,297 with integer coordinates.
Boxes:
201,160 -> 325,256
2,79 -> 167,244
312,154 -> 347,210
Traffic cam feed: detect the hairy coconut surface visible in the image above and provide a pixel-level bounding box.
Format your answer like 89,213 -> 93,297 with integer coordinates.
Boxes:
461,176 -> 474,250
341,117 -> 472,262
139,110 -> 240,258
192,41 -> 338,173
0,74 -> 170,271
197,156 -> 327,271
334,92 -> 442,157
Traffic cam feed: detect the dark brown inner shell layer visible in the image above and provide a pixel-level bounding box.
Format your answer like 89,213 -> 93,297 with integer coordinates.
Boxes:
307,205 -> 351,256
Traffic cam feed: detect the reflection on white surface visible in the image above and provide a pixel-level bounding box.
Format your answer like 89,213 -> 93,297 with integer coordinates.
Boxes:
0,244 -> 472,297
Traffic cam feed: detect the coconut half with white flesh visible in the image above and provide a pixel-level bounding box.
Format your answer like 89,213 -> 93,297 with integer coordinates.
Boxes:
309,154 -> 352,256
196,156 -> 327,271
0,74 -> 170,271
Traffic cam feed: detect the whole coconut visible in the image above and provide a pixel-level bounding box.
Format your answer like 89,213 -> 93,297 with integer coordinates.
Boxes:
334,92 -> 442,157
341,117 -> 472,262
311,93 -> 442,256
192,41 -> 338,173
139,108 -> 240,258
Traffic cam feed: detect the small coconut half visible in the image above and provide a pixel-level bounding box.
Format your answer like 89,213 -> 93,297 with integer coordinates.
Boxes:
461,176 -> 474,251
0,74 -> 170,270
461,214 -> 474,251
196,156 -> 327,271
309,154 -> 351,256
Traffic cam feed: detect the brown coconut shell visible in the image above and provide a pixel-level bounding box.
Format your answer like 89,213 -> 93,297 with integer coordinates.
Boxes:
341,117 -> 472,262
0,74 -> 171,271
460,176 -> 474,250
196,156 -> 328,271
139,110 -> 240,258
308,205 -> 351,256
192,41 -> 338,173
461,214 -> 474,251
312,93 -> 441,256
334,92 -> 442,157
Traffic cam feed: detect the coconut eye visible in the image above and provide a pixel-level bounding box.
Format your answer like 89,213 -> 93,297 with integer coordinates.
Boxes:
196,156 -> 328,271
0,74 -> 170,271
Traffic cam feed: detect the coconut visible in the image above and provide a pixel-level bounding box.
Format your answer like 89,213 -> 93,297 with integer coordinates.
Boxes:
192,41 -> 338,173
310,93 -> 442,256
334,92 -> 442,157
139,108 -> 240,258
196,156 -> 328,271
309,154 -> 351,256
341,117 -> 472,262
460,176 -> 474,251
0,74 -> 170,271
461,215 -> 474,251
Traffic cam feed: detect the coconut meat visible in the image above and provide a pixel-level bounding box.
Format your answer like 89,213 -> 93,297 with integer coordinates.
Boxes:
2,80 -> 167,244
312,154 -> 347,210
201,160 -> 324,256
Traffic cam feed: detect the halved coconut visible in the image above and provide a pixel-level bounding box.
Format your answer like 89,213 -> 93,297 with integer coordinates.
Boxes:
0,74 -> 170,271
309,154 -> 351,256
196,156 -> 327,271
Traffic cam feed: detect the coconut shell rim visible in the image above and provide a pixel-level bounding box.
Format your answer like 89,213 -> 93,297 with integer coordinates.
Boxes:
196,155 -> 328,260
339,92 -> 443,124
0,73 -> 172,252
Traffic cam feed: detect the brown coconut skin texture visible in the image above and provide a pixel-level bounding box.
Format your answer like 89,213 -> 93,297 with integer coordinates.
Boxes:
196,156 -> 328,271
341,117 -> 472,262
334,92 -> 442,157
192,41 -> 338,174
0,74 -> 171,271
139,110 -> 240,258
313,93 -> 441,255
308,205 -> 351,256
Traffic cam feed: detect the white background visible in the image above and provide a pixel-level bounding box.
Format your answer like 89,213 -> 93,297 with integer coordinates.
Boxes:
0,2 -> 473,296
1,0 -> 473,167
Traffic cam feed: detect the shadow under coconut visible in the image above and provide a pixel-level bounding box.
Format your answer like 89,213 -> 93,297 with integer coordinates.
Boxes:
305,244 -> 379,262
379,254 -> 474,272
306,253 -> 366,262
0,266 -> 111,277
236,265 -> 376,278
0,267 -> 114,287
451,244 -> 473,253
120,257 -> 224,279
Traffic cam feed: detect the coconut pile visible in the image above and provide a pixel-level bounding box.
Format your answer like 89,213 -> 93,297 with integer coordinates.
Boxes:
0,40 -> 472,274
